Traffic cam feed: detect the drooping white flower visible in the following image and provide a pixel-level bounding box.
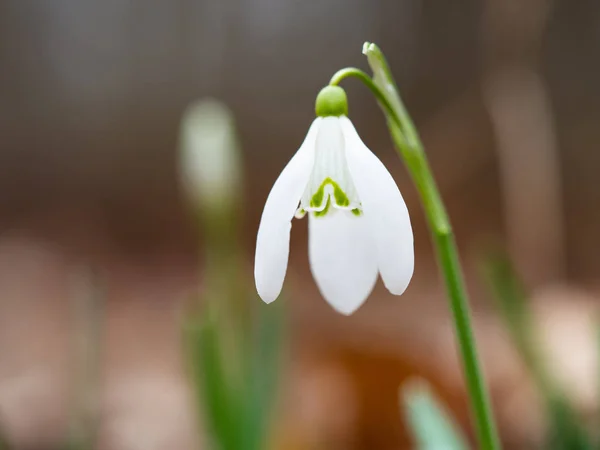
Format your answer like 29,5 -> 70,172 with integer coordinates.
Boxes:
254,86 -> 414,315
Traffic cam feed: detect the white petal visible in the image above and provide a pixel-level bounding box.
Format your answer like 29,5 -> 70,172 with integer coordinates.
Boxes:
341,117 -> 414,295
254,119 -> 320,303
308,209 -> 378,315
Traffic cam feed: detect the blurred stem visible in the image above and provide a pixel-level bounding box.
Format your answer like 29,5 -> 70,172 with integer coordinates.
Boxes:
482,252 -> 548,388
242,300 -> 285,450
184,312 -> 240,450
483,250 -> 592,449
182,99 -> 283,450
0,428 -> 8,450
330,45 -> 500,450
201,206 -> 248,383
597,322 -> 600,448
67,268 -> 103,450
193,207 -> 246,449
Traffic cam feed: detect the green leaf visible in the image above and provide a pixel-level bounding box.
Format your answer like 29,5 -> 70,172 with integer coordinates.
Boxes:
545,396 -> 593,450
482,247 -> 593,450
597,322 -> 600,449
0,429 -> 9,450
401,380 -> 469,450
183,311 -> 239,450
242,298 -> 286,450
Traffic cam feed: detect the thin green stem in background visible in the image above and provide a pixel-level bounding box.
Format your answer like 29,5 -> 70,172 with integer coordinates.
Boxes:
483,250 -> 592,450
330,44 -> 501,450
181,99 -> 283,450
66,267 -> 104,450
598,321 -> 600,448
0,428 -> 8,450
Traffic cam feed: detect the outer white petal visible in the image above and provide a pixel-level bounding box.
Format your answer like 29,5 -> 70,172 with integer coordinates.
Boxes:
340,117 -> 414,295
308,210 -> 378,315
254,119 -> 320,303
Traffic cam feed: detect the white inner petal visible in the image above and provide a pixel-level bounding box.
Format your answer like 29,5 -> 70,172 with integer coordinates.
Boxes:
299,117 -> 361,215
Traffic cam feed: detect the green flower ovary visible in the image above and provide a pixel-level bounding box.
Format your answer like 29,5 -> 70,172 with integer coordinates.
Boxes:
315,86 -> 348,117
309,177 -> 361,217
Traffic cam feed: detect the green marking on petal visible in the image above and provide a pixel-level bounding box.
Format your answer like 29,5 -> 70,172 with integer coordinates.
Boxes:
310,186 -> 324,208
351,208 -> 362,216
313,197 -> 331,217
333,183 -> 350,207
310,177 -> 350,210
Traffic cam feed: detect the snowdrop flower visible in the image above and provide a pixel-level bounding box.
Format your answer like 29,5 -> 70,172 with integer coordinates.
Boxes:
255,86 -> 413,314
179,99 -> 241,211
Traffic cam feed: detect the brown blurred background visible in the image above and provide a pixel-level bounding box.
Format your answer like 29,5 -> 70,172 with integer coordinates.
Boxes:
1,0 -> 600,449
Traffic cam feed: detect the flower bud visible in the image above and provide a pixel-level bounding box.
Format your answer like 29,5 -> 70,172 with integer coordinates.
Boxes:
179,99 -> 241,212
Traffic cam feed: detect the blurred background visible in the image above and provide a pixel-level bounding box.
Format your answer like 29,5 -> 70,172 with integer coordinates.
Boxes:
1,0 -> 600,449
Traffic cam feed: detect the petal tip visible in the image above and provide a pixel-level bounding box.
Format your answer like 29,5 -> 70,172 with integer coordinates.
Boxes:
261,296 -> 278,305
382,269 -> 414,296
386,284 -> 409,296
331,302 -> 362,316
255,282 -> 281,305
322,291 -> 370,316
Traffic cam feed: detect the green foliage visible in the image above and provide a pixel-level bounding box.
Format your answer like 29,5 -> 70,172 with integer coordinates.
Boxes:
184,298 -> 285,450
483,248 -> 593,450
402,381 -> 469,450
242,300 -> 285,450
185,311 -> 239,450
181,97 -> 284,450
0,429 -> 8,450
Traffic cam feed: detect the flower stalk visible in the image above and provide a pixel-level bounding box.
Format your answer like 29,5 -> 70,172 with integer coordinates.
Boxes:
330,43 -> 500,450
181,99 -> 283,450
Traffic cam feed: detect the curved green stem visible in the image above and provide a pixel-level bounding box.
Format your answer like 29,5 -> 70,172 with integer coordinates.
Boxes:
330,68 -> 448,235
330,68 -> 401,127
331,54 -> 501,450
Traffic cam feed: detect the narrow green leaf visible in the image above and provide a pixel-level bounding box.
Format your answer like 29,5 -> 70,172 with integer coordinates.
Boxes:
184,312 -> 237,450
597,321 -> 600,450
401,380 -> 469,450
243,298 -> 285,450
0,429 -> 9,450
482,248 -> 593,450
545,396 -> 593,450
